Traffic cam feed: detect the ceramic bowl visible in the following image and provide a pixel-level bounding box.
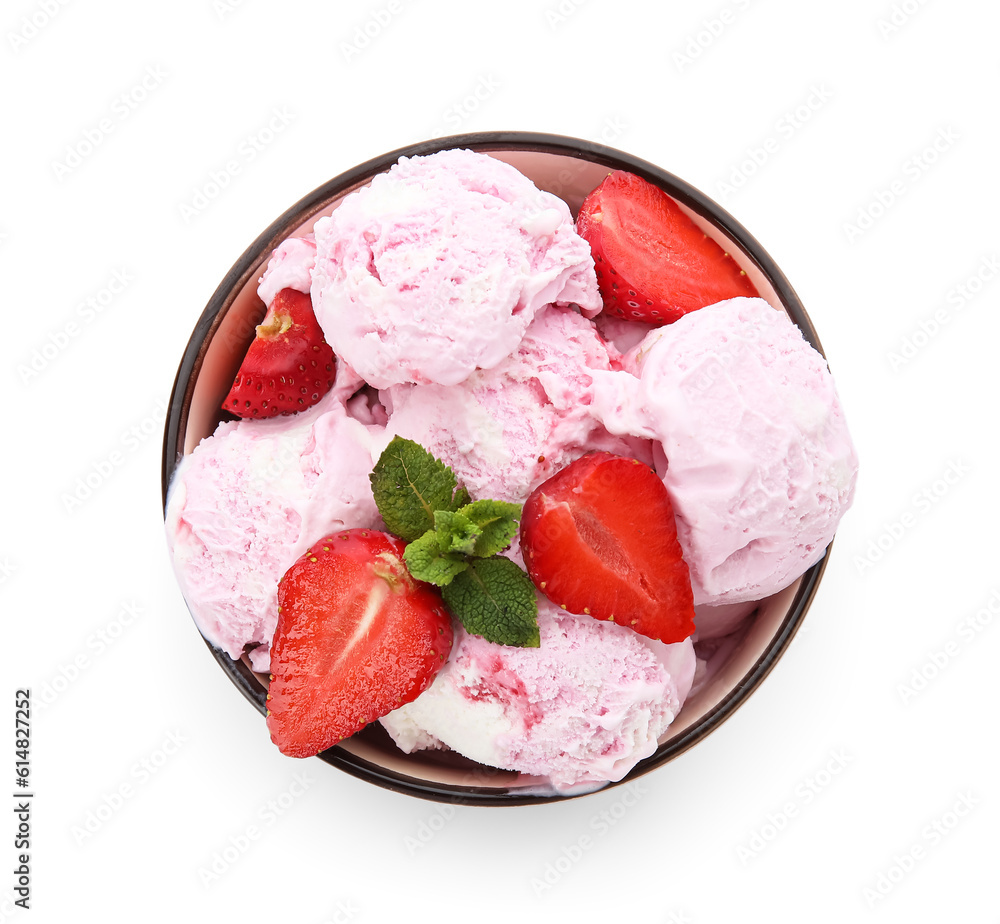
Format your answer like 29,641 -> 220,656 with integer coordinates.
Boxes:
162,131 -> 830,804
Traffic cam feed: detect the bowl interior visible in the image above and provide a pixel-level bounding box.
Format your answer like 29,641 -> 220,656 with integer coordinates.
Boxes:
164,133 -> 826,804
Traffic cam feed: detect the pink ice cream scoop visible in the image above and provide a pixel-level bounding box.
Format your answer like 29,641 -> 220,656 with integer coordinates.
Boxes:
257,235 -> 316,307
310,148 -> 601,390
592,297 -> 858,606
377,304 -> 653,504
164,379 -> 384,672
379,599 -> 696,791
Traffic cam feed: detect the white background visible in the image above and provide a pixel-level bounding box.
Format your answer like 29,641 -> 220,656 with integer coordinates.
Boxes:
3,0 -> 998,921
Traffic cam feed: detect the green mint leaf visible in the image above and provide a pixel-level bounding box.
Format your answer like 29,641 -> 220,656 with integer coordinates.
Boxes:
403,529 -> 469,587
457,500 -> 522,558
369,440 -> 530,628
450,485 -> 472,511
433,510 -> 481,556
442,557 -> 540,647
370,437 -> 468,542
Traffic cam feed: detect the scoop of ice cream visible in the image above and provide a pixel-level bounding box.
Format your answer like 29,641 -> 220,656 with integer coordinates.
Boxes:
592,297 -> 858,605
379,599 -> 696,791
311,148 -> 601,389
257,235 -> 316,307
164,380 -> 384,671
377,304 -> 653,503
693,601 -> 758,641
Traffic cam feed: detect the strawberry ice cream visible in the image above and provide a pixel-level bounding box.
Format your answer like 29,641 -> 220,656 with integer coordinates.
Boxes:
693,601 -> 759,641
257,235 -> 316,307
165,146 -> 857,794
379,304 -> 652,505
165,370 -> 385,672
592,296 -> 858,606
310,148 -> 601,390
379,598 -> 696,791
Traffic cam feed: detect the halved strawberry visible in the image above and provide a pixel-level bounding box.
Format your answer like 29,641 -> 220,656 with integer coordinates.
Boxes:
519,452 -> 695,644
577,170 -> 758,325
223,287 -> 335,418
266,529 -> 453,758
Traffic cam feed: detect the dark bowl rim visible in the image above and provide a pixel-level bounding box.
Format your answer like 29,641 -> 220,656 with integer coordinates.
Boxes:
162,130 -> 828,806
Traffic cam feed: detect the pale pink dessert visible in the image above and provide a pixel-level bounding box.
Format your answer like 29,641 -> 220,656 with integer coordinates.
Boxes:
379,304 -> 652,505
164,367 -> 385,672
692,601 -> 760,641
592,297 -> 858,606
380,598 -> 696,791
309,148 -> 601,390
257,235 -> 316,307
166,150 -> 857,790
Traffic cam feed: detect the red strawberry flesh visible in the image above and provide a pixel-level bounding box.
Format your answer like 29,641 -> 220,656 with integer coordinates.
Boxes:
577,170 -> 758,325
224,287 -> 336,418
520,452 -> 695,644
266,529 -> 453,758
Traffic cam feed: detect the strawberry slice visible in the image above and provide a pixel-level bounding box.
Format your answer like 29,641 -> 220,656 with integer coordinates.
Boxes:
576,170 -> 758,325
519,452 -> 695,644
224,287 -> 335,418
266,529 -> 453,758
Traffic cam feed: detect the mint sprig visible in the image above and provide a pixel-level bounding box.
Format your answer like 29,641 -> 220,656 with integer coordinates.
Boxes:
403,528 -> 469,587
371,438 -> 538,647
458,499 -> 522,558
370,436 -> 471,542
442,558 -> 540,649
432,510 -> 482,557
